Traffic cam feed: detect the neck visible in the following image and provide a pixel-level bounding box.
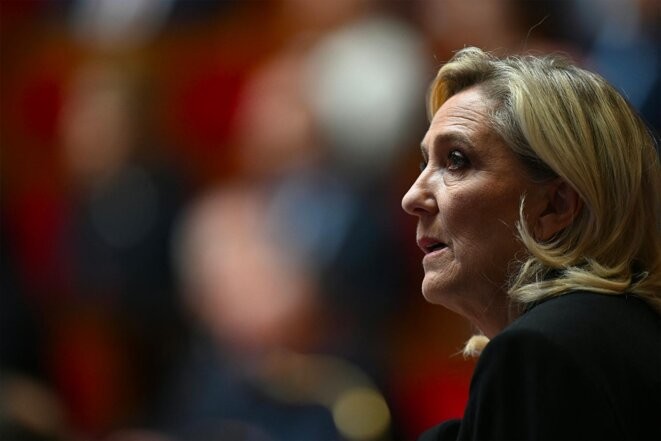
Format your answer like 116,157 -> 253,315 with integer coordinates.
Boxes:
469,294 -> 515,339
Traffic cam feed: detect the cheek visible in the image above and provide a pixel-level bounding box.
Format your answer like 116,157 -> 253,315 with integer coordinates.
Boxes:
445,186 -> 524,264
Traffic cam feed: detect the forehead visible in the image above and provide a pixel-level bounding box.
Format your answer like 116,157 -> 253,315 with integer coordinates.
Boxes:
423,87 -> 495,146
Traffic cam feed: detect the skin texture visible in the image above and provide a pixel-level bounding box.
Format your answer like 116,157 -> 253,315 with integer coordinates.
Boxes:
402,87 -> 548,337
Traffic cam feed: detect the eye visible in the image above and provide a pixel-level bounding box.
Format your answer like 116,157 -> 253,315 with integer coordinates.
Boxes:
447,150 -> 469,170
419,159 -> 428,172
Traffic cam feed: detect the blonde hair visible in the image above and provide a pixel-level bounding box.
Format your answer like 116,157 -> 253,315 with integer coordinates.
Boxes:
427,48 -> 661,356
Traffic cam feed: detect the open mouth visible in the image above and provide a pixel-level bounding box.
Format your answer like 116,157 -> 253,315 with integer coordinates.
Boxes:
426,242 -> 447,254
418,237 -> 448,255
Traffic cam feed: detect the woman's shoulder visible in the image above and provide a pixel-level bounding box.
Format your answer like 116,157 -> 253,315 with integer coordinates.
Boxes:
507,291 -> 660,346
429,294 -> 661,441
485,291 -> 660,436
417,293 -> 660,441
498,291 -> 660,372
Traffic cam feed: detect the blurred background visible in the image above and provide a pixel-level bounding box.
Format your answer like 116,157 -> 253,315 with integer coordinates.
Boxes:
0,0 -> 658,440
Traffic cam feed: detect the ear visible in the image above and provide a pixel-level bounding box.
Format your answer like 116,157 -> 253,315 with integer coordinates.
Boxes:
533,178 -> 583,241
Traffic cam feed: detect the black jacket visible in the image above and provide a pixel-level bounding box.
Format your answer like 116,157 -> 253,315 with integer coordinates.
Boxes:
420,292 -> 661,440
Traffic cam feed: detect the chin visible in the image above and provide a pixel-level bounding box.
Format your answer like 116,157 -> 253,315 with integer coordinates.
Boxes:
421,277 -> 469,317
422,279 -> 452,305
421,287 -> 439,305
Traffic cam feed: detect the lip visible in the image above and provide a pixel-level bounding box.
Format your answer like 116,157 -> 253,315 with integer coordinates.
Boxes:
416,236 -> 449,255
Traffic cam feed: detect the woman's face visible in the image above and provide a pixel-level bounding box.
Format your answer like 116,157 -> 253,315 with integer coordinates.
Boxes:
402,87 -> 544,333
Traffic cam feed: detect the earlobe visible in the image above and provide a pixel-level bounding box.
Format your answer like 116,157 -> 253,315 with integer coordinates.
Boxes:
534,179 -> 582,241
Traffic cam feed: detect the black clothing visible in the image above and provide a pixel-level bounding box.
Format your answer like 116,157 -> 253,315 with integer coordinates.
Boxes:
420,292 -> 661,440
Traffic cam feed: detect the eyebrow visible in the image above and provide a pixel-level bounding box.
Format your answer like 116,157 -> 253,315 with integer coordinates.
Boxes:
420,132 -> 475,158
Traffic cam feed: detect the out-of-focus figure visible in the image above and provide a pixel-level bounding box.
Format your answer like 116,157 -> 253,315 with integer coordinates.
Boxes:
232,44 -> 319,180
47,60 -> 187,436
226,22 -> 429,438
164,185 -> 391,441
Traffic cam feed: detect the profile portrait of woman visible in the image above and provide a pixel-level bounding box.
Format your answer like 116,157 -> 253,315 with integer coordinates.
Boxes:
402,47 -> 660,440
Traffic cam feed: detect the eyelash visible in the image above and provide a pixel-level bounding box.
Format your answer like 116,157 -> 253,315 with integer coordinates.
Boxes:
419,150 -> 469,172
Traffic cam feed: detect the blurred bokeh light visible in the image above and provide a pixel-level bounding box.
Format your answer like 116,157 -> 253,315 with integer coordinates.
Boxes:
1,0 -> 658,440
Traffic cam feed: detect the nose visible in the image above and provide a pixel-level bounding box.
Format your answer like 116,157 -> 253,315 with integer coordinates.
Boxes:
401,173 -> 437,217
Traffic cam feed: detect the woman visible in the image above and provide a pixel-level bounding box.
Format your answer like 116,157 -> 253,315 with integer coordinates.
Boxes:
402,47 -> 660,440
